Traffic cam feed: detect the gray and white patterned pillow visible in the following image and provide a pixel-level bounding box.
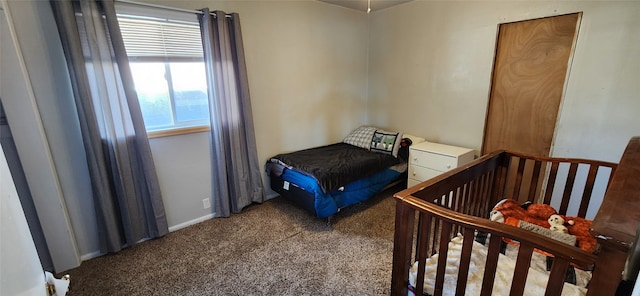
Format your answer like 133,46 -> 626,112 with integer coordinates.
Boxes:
343,126 -> 377,150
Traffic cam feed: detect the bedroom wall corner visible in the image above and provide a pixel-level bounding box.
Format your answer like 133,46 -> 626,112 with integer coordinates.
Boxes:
366,1 -> 640,159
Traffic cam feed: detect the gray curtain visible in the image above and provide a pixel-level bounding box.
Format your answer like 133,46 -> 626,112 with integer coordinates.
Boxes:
198,9 -> 264,217
50,0 -> 168,253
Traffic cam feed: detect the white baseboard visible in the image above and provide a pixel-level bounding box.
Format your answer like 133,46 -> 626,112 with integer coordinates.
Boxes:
78,214 -> 214,262
168,213 -> 214,232
80,204 -> 284,261
80,250 -> 102,261
168,195 -> 280,233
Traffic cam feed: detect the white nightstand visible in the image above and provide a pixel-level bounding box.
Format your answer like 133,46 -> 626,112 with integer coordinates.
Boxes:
408,141 -> 475,188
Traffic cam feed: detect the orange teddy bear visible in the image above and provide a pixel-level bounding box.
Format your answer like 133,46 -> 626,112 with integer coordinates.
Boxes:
490,199 -> 557,228
490,199 -> 597,253
562,215 -> 596,253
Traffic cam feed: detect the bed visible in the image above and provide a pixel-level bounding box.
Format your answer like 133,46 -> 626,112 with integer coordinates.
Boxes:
266,126 -> 419,218
391,136 -> 640,296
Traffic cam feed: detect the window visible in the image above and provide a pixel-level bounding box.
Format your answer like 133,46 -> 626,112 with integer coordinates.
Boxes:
117,13 -> 209,133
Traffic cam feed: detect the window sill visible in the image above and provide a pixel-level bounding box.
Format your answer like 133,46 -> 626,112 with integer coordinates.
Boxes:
147,125 -> 210,139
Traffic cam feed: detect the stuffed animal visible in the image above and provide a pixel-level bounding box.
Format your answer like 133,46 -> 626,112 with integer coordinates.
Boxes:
548,214 -> 574,234
522,202 -> 559,222
564,215 -> 597,253
490,199 -> 558,229
490,199 -> 597,253
489,199 -> 527,224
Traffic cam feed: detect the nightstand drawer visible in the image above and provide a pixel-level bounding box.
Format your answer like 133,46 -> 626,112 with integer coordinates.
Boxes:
406,140 -> 475,188
409,165 -> 441,183
411,150 -> 457,172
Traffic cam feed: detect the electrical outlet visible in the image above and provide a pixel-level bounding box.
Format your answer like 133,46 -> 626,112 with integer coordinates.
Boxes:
202,198 -> 211,209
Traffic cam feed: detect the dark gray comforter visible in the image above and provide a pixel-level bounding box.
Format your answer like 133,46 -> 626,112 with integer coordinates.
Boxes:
266,143 -> 401,193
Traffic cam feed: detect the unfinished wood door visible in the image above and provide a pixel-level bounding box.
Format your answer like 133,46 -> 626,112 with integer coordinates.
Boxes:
482,13 -> 581,156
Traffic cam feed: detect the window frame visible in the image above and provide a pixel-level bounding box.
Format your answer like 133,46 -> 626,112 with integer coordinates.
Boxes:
115,3 -> 210,137
128,57 -> 210,133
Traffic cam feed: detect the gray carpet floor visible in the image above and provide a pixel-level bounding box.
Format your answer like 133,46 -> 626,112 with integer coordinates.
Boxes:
62,184 -> 403,296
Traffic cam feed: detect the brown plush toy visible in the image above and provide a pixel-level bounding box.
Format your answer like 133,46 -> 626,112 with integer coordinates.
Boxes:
490,199 -> 597,253
564,215 -> 597,253
490,199 -> 558,229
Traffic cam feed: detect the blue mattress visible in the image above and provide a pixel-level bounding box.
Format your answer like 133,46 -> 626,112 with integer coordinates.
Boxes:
279,166 -> 401,218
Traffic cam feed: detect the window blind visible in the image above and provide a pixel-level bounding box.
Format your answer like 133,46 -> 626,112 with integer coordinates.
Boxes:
118,16 -> 203,59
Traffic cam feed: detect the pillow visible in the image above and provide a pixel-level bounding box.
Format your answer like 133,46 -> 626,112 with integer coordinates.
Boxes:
370,130 -> 403,157
343,126 -> 377,150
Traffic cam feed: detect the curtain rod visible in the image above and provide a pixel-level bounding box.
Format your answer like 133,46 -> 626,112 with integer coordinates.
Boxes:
115,0 -> 232,17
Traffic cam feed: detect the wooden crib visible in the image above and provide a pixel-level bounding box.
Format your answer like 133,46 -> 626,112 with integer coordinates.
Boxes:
391,137 -> 640,296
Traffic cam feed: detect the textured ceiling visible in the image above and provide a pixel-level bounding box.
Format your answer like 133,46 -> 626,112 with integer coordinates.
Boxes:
318,0 -> 413,12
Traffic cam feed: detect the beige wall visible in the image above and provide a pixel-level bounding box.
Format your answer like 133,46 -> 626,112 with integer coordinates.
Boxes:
141,0 -> 369,230
368,1 -> 640,163
143,0 -> 369,151
5,0 -> 639,268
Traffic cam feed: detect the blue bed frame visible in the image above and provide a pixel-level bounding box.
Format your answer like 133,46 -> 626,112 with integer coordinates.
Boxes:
270,167 -> 403,218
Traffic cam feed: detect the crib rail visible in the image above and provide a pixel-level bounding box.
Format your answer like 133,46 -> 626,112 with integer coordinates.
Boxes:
403,150 -> 616,219
392,195 -> 598,296
498,151 -> 617,217
391,150 -> 618,296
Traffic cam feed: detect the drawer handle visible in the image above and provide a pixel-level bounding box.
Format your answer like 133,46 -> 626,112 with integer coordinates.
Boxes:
446,164 -> 451,169
413,157 -> 418,161
412,172 -> 416,176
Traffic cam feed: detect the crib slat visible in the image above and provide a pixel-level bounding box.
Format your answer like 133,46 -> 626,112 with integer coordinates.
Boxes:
467,179 -> 478,216
512,157 -> 527,199
455,229 -> 475,296
414,213 -> 432,296
578,164 -> 599,217
559,163 -> 579,215
473,172 -> 491,217
528,160 -> 543,202
510,243 -> 533,295
482,169 -> 496,217
494,155 -> 510,201
431,214 -> 441,257
471,175 -> 482,217
478,170 -> 496,218
544,257 -> 570,296
480,234 -> 502,296
469,180 -> 477,214
453,186 -> 462,213
457,183 -> 467,214
434,221 -> 453,296
391,200 -> 416,295
414,212 -> 432,261
470,180 -> 478,215
420,202 -> 438,258
544,162 -> 559,204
